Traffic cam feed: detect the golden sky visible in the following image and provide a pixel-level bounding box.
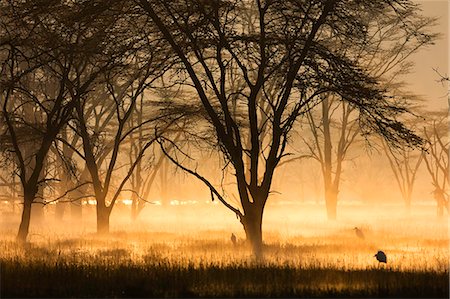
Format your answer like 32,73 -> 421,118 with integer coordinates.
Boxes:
410,0 -> 449,110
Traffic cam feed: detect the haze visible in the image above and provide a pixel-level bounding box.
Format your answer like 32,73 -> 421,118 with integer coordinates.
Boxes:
0,0 -> 448,297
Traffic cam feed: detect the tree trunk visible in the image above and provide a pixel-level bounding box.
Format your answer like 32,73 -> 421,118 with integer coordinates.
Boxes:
131,193 -> 142,221
131,193 -> 145,221
97,205 -> 110,235
242,209 -> 263,260
325,186 -> 338,220
31,183 -> 44,225
131,194 -> 138,221
405,194 -> 411,216
55,202 -> 65,221
437,201 -> 444,218
435,190 -> 446,218
17,198 -> 33,243
70,200 -> 82,220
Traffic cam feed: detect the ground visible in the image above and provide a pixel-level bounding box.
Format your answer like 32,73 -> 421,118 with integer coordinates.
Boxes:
0,202 -> 448,297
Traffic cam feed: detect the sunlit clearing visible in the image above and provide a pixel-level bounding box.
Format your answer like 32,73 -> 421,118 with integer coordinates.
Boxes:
121,199 -> 133,206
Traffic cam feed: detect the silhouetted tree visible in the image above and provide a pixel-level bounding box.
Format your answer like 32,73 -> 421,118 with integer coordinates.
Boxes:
0,0 -> 146,241
381,132 -> 423,214
0,1 -> 85,242
303,9 -> 436,220
423,113 -> 449,217
138,0 -> 428,257
66,9 -> 178,232
73,80 -> 174,233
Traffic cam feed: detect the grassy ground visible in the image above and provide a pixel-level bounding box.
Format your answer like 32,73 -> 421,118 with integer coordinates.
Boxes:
0,204 -> 448,297
0,230 -> 448,298
2,258 -> 447,297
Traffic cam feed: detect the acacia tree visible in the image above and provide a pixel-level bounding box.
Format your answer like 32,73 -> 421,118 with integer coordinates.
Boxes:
0,2 -> 89,242
138,0 -> 426,257
423,113 -> 449,217
381,132 -> 423,213
73,79 -> 169,234
67,13 -> 178,233
49,123 -> 85,221
128,128 -> 182,219
1,1 -> 151,241
302,9 -> 436,220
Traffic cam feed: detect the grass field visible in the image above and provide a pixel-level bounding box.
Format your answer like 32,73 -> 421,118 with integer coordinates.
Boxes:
0,203 -> 448,297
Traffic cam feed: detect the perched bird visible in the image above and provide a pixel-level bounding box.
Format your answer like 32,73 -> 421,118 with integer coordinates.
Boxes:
353,227 -> 365,240
231,233 -> 237,246
374,250 -> 387,263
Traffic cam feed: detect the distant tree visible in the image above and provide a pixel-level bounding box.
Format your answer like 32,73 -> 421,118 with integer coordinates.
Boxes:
303,9 -> 436,220
46,123 -> 84,221
0,164 -> 20,212
423,113 -> 449,217
0,0 -> 145,242
127,84 -> 186,219
128,95 -> 158,220
68,22 -> 178,233
381,130 -> 423,214
304,97 -> 359,219
128,134 -> 181,220
138,0 -> 428,257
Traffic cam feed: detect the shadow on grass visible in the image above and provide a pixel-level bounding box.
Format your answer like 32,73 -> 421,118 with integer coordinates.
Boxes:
1,260 -> 448,298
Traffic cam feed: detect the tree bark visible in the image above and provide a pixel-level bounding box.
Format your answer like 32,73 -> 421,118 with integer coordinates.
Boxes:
17,197 -> 33,243
31,185 -> 44,225
242,206 -> 264,260
96,205 -> 110,235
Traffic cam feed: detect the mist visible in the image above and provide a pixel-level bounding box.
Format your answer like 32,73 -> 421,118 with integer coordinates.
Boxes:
0,0 -> 448,297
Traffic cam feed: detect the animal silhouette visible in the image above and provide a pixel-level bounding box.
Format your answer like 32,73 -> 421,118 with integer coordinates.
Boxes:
353,227 -> 365,239
231,233 -> 237,246
374,250 -> 387,263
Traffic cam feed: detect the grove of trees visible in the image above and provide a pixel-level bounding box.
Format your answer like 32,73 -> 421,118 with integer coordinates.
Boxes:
0,0 -> 446,257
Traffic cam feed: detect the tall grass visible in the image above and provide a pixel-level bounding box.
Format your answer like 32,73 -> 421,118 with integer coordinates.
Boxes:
2,257 -> 447,298
1,204 -> 448,297
0,228 -> 448,298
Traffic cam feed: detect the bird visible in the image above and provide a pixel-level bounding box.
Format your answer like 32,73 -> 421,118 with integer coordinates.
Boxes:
374,250 -> 387,263
230,233 -> 237,246
353,227 -> 365,240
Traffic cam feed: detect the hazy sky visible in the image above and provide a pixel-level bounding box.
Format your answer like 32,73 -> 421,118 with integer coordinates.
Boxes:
410,0 -> 449,110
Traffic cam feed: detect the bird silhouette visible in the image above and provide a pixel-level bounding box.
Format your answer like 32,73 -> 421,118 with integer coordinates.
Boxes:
353,227 -> 365,239
374,250 -> 387,263
231,233 -> 237,246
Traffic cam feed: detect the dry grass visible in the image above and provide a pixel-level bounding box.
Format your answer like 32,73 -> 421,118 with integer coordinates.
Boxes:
0,203 -> 448,297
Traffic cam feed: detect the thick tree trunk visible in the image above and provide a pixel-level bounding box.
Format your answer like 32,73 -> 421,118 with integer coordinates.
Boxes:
31,184 -> 44,225
17,198 -> 33,243
242,209 -> 264,260
404,195 -> 411,216
324,186 -> 337,220
97,205 -> 110,235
